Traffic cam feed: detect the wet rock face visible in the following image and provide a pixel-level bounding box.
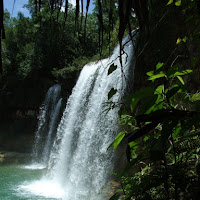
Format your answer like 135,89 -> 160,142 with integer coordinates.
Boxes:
0,74 -> 74,154
0,114 -> 37,153
0,151 -> 31,164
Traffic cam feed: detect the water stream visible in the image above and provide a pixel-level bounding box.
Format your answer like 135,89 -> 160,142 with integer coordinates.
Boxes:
32,84 -> 62,165
1,34 -> 134,200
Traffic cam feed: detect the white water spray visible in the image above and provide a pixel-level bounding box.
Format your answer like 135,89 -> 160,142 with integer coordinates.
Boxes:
21,34 -> 135,200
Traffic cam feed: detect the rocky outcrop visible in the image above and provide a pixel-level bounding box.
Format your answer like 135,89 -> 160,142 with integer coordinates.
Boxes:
0,71 -> 75,153
0,115 -> 36,153
0,151 -> 31,164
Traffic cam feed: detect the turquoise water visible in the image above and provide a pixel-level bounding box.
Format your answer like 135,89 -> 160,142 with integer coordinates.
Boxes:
0,164 -> 61,200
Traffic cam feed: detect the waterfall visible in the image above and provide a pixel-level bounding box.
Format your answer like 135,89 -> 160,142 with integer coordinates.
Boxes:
22,34 -> 134,199
32,84 -> 62,165
42,98 -> 62,163
47,34 -> 134,199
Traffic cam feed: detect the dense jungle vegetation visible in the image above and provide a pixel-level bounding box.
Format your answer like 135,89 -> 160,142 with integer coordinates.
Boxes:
1,0 -> 200,199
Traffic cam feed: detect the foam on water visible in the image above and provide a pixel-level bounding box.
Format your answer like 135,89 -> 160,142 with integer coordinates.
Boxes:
17,179 -> 64,199
22,164 -> 47,170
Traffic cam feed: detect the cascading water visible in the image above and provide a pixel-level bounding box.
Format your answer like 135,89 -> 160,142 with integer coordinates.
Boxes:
42,98 -> 63,163
19,34 -> 134,200
32,84 -> 62,165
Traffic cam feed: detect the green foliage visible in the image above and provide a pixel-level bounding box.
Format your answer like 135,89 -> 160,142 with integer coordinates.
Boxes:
109,61 -> 200,199
167,0 -> 182,6
156,62 -> 164,70
109,131 -> 126,150
1,3 -> 100,84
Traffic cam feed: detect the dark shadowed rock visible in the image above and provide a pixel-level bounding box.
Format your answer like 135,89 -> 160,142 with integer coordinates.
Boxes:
0,151 -> 31,164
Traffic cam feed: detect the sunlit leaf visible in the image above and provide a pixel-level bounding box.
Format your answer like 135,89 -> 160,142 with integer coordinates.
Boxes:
173,69 -> 193,76
154,85 -> 164,95
176,38 -> 181,44
144,136 -> 149,142
108,131 -> 126,150
190,93 -> 200,102
182,37 -> 187,43
146,70 -> 154,76
167,0 -> 173,5
148,72 -> 166,81
156,62 -> 164,70
175,0 -> 181,6
177,75 -> 184,85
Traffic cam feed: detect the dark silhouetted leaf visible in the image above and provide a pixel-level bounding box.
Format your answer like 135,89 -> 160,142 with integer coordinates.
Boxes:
109,192 -> 121,200
166,85 -> 181,99
108,63 -> 117,75
129,87 -> 155,112
141,95 -> 158,114
108,88 -> 117,100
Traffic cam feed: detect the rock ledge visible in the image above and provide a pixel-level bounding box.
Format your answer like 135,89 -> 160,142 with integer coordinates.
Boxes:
0,151 -> 30,164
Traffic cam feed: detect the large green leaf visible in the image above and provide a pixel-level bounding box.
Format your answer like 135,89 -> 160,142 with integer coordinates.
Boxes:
175,0 -> 181,6
167,0 -> 173,5
190,93 -> 200,102
168,69 -> 193,78
146,70 -> 154,76
177,75 -> 184,85
108,131 -> 126,150
108,63 -> 117,75
156,62 -> 164,70
154,85 -> 164,95
173,69 -> 193,77
148,72 -> 166,81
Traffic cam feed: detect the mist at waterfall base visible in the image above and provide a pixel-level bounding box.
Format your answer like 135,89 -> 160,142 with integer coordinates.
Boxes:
8,35 -> 134,200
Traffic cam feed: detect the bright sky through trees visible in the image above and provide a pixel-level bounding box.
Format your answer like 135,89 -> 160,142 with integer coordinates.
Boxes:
4,0 -> 94,17
4,0 -> 30,17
